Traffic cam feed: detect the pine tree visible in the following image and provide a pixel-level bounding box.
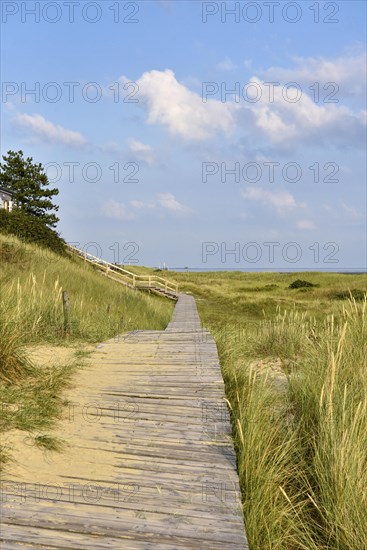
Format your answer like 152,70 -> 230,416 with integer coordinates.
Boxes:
0,150 -> 59,228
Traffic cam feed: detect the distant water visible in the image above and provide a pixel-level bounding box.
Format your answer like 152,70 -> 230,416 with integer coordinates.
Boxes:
160,268 -> 367,273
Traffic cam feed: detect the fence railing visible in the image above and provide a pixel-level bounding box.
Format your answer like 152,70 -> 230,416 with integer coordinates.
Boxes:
66,244 -> 179,296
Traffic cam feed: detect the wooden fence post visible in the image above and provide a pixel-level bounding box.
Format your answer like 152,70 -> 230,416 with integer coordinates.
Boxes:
62,291 -> 71,334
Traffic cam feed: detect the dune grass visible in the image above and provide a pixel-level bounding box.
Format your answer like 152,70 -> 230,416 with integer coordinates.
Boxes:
2,239 -> 366,546
0,235 -> 173,346
0,234 -> 174,469
214,302 -> 367,549
166,269 -> 367,549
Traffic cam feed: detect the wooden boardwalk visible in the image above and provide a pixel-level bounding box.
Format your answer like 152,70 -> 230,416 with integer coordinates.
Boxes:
0,295 -> 248,549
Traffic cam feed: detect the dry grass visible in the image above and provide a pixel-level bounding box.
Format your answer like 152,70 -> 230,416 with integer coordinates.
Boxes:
168,269 -> 367,549
0,234 -> 173,468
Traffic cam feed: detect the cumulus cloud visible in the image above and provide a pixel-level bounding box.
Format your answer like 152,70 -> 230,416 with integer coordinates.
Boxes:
296,219 -> 316,230
130,199 -> 155,209
135,69 -> 236,140
241,187 -> 305,215
263,52 -> 367,98
15,113 -> 87,147
121,54 -> 366,150
157,192 -> 192,214
127,139 -> 157,166
216,57 -> 236,71
102,193 -> 192,220
132,193 -> 193,216
247,77 -> 365,147
101,200 -> 135,221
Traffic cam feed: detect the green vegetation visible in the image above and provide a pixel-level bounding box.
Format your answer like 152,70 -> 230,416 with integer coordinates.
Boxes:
34,434 -> 66,451
332,288 -> 366,301
165,270 -> 366,324
166,270 -> 367,550
0,150 -> 65,254
0,234 -> 173,468
288,278 -> 317,289
1,226 -> 366,548
0,234 -> 173,344
0,150 -> 60,228
0,208 -> 65,255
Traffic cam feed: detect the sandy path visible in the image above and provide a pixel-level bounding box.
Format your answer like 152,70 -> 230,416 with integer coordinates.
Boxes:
2,341 -> 119,484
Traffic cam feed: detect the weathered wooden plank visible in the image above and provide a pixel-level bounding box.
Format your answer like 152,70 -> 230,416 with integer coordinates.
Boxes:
1,294 -> 248,548
0,523 -> 245,549
1,505 -> 247,545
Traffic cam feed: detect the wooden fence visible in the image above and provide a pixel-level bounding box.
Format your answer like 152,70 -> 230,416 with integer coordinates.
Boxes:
66,244 -> 179,299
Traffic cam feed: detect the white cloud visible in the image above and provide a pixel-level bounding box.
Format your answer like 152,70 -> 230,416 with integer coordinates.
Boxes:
157,192 -> 192,214
127,139 -> 156,166
101,200 -> 135,221
122,56 -> 365,149
102,193 -> 192,220
135,69 -> 236,140
296,219 -> 316,230
130,199 -> 156,209
241,187 -> 305,215
341,202 -> 359,219
247,77 -> 365,146
263,52 -> 367,98
216,57 -> 236,71
15,113 -> 87,147
132,193 -> 192,216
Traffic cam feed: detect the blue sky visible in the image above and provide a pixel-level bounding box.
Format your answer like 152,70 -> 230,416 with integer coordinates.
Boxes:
1,0 -> 366,270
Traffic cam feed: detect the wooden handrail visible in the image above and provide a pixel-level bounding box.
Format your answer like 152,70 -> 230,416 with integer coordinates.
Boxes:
66,244 -> 178,296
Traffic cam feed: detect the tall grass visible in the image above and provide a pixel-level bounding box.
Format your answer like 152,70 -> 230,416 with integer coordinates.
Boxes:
0,234 -> 173,469
212,298 -> 367,549
0,234 -> 173,346
289,299 -> 367,548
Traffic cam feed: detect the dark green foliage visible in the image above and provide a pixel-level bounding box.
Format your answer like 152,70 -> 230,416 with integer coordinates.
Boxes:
332,289 -> 366,301
0,209 -> 65,255
0,150 -> 59,228
289,279 -> 316,289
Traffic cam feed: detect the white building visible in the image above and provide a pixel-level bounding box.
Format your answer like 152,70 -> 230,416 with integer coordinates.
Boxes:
0,187 -> 14,211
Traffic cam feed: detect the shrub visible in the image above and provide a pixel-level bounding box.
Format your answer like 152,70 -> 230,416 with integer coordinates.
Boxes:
332,289 -> 366,301
289,279 -> 316,289
0,208 -> 65,255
